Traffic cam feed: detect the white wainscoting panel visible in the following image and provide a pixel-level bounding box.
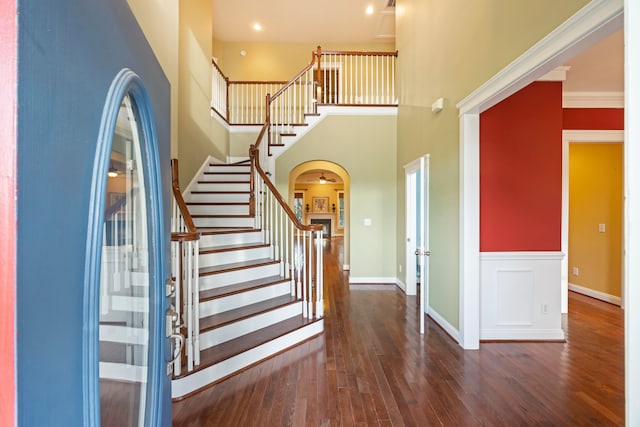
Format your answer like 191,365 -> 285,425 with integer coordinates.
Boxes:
480,252 -> 565,341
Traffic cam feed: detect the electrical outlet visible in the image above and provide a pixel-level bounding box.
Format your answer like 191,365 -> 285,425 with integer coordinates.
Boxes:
599,223 -> 606,233
572,267 -> 579,276
542,303 -> 549,314
399,264 -> 403,273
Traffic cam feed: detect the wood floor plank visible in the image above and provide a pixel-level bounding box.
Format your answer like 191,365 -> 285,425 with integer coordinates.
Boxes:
172,237 -> 624,426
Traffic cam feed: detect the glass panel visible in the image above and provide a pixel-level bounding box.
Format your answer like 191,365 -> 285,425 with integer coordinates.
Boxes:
338,192 -> 344,228
293,192 -> 303,222
99,94 -> 150,426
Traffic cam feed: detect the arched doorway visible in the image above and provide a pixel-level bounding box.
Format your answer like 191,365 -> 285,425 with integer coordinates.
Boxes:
288,161 -> 350,271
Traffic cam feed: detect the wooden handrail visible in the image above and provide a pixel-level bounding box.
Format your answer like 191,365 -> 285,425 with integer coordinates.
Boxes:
319,50 -> 398,57
250,145 -> 321,233
211,58 -> 230,82
229,80 -> 289,85
171,159 -> 200,242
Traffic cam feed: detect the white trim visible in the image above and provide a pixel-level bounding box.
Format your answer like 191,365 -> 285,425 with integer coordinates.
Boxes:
210,108 -> 231,130
171,320 -> 324,399
457,0 -> 623,352
395,278 -> 407,292
183,155 -> 218,197
457,0 -> 623,115
561,130 -> 624,313
427,306 -> 460,343
481,329 -> 566,341
480,252 -> 565,261
626,2 -> 640,424
569,282 -> 622,306
563,91 -> 625,108
538,65 -> 571,81
343,264 -> 350,271
348,276 -> 397,284
317,105 -> 398,116
99,362 -> 147,383
459,113 -> 480,350
227,156 -> 250,164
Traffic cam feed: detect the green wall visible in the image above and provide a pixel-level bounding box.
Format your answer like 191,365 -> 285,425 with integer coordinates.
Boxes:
395,0 -> 590,329
276,114 -> 397,279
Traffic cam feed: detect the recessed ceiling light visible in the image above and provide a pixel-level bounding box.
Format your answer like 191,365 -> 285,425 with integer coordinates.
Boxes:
252,23 -> 262,31
366,5 -> 374,15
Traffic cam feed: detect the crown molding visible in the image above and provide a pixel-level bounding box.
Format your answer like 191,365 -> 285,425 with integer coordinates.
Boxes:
562,91 -> 624,108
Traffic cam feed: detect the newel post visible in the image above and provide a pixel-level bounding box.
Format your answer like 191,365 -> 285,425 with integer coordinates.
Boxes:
249,144 -> 256,217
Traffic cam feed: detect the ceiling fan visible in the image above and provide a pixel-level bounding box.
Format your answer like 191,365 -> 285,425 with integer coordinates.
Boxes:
318,172 -> 336,184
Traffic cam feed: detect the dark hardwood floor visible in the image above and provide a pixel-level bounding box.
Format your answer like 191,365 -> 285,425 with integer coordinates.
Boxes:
172,237 -> 624,426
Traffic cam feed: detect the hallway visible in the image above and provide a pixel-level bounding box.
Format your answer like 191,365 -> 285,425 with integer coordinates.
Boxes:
172,237 -> 624,426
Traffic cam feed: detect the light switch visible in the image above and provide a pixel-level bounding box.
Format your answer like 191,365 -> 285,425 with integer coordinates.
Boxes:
598,223 -> 606,233
364,218 -> 372,226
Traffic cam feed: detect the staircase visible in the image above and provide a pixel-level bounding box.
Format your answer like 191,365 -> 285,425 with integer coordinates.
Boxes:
171,159 -> 324,399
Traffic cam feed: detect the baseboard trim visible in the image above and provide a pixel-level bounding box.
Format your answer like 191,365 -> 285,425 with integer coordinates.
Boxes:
569,283 -> 622,306
395,278 -> 407,292
348,276 -> 396,284
480,328 -> 566,341
183,155 -> 219,197
427,307 -> 460,344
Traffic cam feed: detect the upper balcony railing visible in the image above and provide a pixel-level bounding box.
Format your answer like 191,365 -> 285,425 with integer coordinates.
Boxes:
211,46 -> 398,126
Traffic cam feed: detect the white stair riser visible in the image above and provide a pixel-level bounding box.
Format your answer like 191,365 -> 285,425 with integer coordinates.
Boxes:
187,204 -> 250,215
199,231 -> 264,248
199,263 -> 281,290
199,281 -> 292,318
199,246 -> 272,267
193,217 -> 254,228
201,173 -> 251,182
186,192 -> 250,203
171,319 -> 324,399
199,303 -> 302,350
206,165 -> 250,174
193,182 -> 250,192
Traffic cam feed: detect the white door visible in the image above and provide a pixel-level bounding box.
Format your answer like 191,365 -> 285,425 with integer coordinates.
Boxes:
405,155 -> 430,334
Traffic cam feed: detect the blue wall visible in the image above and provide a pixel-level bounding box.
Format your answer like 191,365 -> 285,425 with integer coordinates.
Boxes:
17,0 -> 171,424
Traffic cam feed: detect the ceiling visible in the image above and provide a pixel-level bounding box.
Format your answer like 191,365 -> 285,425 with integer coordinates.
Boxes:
212,3 -> 622,93
296,169 -> 343,185
563,29 -> 623,92
212,0 -> 395,43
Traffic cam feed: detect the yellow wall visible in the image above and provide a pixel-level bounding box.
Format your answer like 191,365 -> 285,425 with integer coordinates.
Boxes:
213,41 -> 395,81
276,114 -> 396,278
395,0 -> 589,328
569,143 -> 623,298
294,183 -> 343,222
178,0 -> 230,184
126,0 -> 179,157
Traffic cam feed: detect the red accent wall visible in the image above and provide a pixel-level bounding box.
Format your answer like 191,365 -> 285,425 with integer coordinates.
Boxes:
480,82 -> 563,251
0,0 -> 17,423
563,108 -> 624,130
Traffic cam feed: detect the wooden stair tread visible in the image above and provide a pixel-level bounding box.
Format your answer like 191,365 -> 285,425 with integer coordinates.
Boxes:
197,180 -> 250,184
178,316 -> 319,377
186,202 -> 249,206
210,160 -> 250,166
279,133 -> 296,137
199,258 -> 278,276
200,275 -> 290,300
190,190 -> 251,194
200,242 -> 269,254
198,227 -> 260,235
203,171 -> 250,175
191,214 -> 253,218
269,143 -> 285,147
199,295 -> 298,331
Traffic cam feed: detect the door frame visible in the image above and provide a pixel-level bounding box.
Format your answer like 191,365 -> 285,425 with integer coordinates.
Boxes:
83,69 -> 168,426
404,154 -> 430,334
561,129 -> 625,311
0,0 -> 17,423
456,0 -> 624,351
